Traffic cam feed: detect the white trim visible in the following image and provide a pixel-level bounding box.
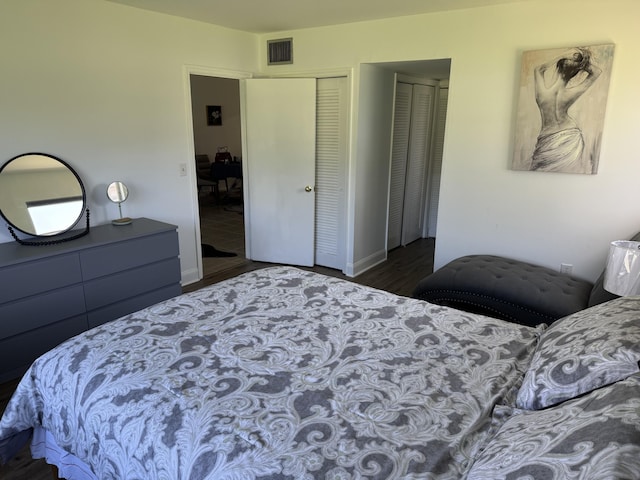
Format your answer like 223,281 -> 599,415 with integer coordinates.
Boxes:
396,74 -> 439,86
185,64 -> 254,80
265,67 -> 353,80
180,266 -> 201,286
348,248 -> 387,277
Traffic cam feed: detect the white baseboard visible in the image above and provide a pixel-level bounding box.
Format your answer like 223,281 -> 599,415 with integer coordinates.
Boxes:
347,249 -> 387,277
180,267 -> 201,287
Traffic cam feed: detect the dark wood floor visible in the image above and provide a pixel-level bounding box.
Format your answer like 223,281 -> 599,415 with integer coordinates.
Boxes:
184,237 -> 435,297
0,238 -> 434,479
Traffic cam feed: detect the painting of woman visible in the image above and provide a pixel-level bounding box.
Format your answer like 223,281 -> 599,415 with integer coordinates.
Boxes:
512,44 -> 615,174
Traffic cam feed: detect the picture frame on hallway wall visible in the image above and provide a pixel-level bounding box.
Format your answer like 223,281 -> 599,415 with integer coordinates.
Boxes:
207,105 -> 222,126
511,44 -> 615,174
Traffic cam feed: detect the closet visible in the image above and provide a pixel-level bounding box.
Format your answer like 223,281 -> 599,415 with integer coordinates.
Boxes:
388,78 -> 448,250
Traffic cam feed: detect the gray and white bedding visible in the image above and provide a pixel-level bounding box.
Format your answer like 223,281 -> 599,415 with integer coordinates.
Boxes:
0,266 -> 639,479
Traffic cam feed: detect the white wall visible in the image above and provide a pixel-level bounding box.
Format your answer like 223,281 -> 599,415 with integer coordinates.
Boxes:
0,0 -> 257,284
349,64 -> 396,275
260,0 -> 640,282
3,0 -> 640,286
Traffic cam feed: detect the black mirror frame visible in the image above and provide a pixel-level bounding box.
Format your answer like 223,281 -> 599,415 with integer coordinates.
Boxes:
0,152 -> 90,246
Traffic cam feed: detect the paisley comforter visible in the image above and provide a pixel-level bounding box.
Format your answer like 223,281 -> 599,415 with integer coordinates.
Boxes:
0,266 -> 542,479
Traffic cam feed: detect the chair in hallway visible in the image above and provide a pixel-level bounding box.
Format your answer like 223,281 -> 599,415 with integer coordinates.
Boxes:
213,147 -> 233,193
195,154 -> 219,198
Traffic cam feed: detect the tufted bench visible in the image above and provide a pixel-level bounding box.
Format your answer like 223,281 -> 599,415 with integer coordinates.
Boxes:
412,254 -> 617,327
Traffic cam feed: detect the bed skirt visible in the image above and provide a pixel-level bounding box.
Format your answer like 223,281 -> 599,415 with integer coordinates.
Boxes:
31,427 -> 96,480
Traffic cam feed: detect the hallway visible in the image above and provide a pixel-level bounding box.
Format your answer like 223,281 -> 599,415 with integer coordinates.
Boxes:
198,185 -> 247,276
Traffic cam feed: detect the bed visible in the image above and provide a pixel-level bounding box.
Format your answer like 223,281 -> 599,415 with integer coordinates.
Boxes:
1,266 -> 639,479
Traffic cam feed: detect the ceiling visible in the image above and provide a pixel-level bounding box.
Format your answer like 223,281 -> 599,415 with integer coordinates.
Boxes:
106,0 -> 530,34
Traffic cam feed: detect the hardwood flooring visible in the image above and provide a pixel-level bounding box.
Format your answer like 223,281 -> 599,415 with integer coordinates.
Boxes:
0,378 -> 52,479
184,237 -> 435,298
0,196 -> 435,479
192,189 -> 435,297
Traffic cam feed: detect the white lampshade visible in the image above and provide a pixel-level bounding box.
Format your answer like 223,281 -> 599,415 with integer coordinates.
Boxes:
604,240 -> 640,296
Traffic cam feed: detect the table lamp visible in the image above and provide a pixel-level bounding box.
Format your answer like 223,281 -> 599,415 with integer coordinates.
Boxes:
603,240 -> 640,296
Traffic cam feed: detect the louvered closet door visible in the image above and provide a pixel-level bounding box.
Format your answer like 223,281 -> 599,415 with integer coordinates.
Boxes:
402,84 -> 434,246
426,87 -> 448,237
387,82 -> 413,250
314,77 -> 348,270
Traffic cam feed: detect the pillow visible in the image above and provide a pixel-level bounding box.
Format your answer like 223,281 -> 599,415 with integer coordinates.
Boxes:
516,296 -> 640,410
468,374 -> 640,480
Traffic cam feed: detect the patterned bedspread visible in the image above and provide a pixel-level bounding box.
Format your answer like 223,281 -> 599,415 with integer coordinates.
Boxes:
0,266 -> 541,479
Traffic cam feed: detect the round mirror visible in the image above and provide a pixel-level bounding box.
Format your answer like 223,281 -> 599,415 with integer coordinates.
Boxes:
107,181 -> 129,203
0,153 -> 86,238
107,181 -> 132,226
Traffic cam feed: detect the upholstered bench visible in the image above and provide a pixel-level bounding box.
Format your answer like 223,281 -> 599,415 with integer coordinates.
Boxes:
412,254 -> 617,327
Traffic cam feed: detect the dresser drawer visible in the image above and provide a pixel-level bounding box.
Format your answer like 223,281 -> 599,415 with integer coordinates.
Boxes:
0,285 -> 87,339
0,254 -> 82,304
83,257 -> 181,311
79,230 -> 179,281
87,284 -> 182,329
0,218 -> 180,382
0,314 -> 88,383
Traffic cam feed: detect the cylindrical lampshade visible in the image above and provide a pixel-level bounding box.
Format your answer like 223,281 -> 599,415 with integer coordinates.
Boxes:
604,240 -> 640,296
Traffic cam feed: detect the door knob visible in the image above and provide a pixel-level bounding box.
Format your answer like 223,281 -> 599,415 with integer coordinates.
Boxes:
305,185 -> 314,192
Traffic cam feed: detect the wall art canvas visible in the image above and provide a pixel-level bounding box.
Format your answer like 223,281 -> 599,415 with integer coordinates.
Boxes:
207,105 -> 222,126
512,44 -> 615,174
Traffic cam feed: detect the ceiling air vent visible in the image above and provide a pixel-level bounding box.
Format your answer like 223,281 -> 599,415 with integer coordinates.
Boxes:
267,38 -> 293,65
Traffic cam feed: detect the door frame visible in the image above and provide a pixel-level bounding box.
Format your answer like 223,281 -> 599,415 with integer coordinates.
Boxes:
387,73 -> 446,251
183,65 -> 252,283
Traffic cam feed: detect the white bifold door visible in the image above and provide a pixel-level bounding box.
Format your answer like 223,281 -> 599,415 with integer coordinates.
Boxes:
388,82 -> 435,249
243,77 -> 348,270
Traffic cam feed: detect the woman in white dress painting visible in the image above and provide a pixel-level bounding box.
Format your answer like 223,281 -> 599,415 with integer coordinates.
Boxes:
530,47 -> 601,172
512,44 -> 614,174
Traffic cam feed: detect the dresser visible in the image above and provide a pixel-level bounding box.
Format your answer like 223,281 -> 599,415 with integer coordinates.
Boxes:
0,218 -> 181,382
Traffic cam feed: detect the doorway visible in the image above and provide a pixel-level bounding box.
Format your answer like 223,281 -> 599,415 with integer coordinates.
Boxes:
388,78 -> 449,249
189,74 -> 247,278
373,59 -> 451,252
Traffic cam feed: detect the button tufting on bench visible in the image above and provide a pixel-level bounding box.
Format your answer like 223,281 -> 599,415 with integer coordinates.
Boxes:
412,254 -> 603,327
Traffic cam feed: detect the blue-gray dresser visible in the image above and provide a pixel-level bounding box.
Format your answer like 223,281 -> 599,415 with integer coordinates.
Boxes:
0,218 -> 181,382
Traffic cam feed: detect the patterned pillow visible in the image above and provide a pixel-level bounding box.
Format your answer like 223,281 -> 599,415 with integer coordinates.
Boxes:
516,296 -> 640,410
468,374 -> 640,480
